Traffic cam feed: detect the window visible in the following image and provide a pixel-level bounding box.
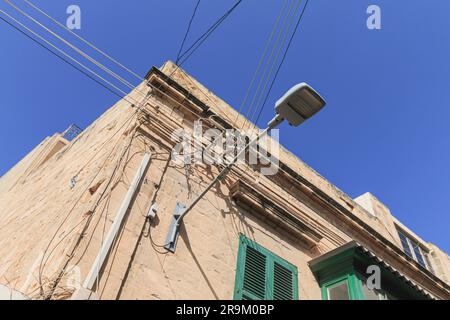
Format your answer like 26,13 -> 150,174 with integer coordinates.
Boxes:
234,235 -> 298,300
321,273 -> 398,300
398,232 -> 413,258
412,244 -> 426,268
327,281 -> 350,300
397,230 -> 430,270
321,274 -> 361,300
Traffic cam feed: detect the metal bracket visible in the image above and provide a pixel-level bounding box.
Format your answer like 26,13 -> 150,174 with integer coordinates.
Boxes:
164,202 -> 186,252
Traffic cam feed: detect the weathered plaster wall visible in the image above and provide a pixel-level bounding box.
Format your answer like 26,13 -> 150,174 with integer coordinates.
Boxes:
0,134 -> 67,196
428,243 -> 450,284
355,192 -> 404,248
0,88 -> 145,298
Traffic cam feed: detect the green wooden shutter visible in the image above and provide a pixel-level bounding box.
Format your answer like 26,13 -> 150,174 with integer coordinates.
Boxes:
242,246 -> 267,300
234,235 -> 298,300
273,262 -> 295,300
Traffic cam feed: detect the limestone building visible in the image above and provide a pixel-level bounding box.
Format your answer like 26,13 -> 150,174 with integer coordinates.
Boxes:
0,61 -> 449,300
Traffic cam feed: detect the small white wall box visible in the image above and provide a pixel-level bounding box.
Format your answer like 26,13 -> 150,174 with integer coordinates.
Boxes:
147,203 -> 158,219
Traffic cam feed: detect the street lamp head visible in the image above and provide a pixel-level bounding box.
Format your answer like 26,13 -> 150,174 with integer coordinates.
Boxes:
274,82 -> 326,127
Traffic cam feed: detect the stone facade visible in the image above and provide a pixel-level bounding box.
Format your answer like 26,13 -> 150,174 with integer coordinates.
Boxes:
0,61 -> 448,300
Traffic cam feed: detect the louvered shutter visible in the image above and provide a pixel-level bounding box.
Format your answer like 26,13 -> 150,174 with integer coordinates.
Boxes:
242,247 -> 267,300
273,262 -> 295,300
234,235 -> 298,300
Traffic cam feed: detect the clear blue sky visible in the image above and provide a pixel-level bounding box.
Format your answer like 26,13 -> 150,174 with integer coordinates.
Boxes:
0,0 -> 449,253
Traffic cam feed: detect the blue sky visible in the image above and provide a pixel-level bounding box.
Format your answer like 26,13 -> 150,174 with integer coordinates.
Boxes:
0,0 -> 449,253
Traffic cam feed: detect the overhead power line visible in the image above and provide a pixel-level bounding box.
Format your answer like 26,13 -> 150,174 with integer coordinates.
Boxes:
0,14 -> 129,102
244,0 -> 299,126
4,0 -> 136,90
21,0 -> 242,89
1,0 -> 243,186
0,8 -> 139,104
176,0 -> 243,66
5,0 -> 216,112
176,0 -> 202,65
4,0 -> 243,129
248,0 -> 302,124
232,0 -> 289,128
1,0 -> 245,143
0,10 -> 221,134
254,0 -> 310,126
21,0 -> 144,82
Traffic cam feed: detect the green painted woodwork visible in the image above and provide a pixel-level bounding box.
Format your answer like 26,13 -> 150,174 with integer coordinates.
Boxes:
234,234 -> 298,300
320,272 -> 365,300
310,244 -> 430,300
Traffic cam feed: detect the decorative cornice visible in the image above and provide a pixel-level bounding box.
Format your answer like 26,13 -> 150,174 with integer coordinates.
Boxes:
230,180 -> 323,249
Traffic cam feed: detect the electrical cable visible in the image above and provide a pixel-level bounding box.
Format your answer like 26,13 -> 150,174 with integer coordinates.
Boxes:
5,0 -> 136,90
176,0 -> 202,65
151,0 -> 244,130
0,4 -> 152,192
116,153 -> 173,299
1,4 -> 228,184
45,131 -> 146,298
37,112 -> 139,296
0,14 -> 131,103
227,0 -> 300,189
36,85 -> 154,295
254,0 -> 310,125
7,0 -> 207,116
4,2 -> 236,135
244,0 -> 299,126
22,0 -> 144,82
4,0 -> 242,135
248,0 -> 301,123
42,122 -> 141,299
231,0 -> 289,128
4,0 -> 249,136
0,8 -> 140,104
176,0 -> 243,65
20,0 -> 241,127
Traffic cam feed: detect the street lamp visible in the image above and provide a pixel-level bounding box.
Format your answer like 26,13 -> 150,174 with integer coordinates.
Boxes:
164,83 -> 326,252
271,82 -> 327,127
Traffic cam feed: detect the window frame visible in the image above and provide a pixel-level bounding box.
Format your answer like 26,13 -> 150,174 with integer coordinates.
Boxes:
234,234 -> 299,300
322,272 -> 395,300
321,272 -> 363,300
397,229 -> 430,270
